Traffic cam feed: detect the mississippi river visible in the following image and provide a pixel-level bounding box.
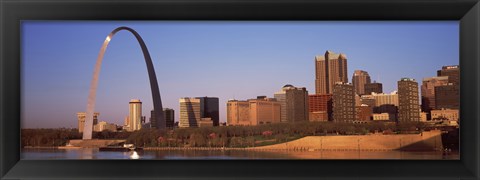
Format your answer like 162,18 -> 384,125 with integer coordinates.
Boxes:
21,148 -> 459,160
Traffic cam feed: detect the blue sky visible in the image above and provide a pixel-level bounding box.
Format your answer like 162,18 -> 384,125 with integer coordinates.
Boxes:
21,21 -> 459,128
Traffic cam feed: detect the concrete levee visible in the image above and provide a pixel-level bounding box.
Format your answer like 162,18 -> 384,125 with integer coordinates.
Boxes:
68,139 -> 126,148
250,130 -> 443,151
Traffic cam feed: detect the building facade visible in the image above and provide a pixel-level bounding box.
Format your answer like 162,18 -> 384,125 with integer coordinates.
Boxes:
356,104 -> 373,121
315,50 -> 348,94
431,109 -> 459,121
332,83 -> 355,122
227,100 -> 250,126
352,70 -> 371,95
198,118 -> 214,127
227,97 -> 281,126
398,78 -> 420,122
364,82 -> 383,95
372,113 -> 395,121
196,97 -> 220,126
421,76 -> 449,112
179,98 -> 201,128
77,112 -> 99,133
435,84 -> 460,110
249,97 -> 281,125
128,99 -> 143,131
274,85 -> 309,123
93,121 -> 117,132
151,108 -> 175,128
437,65 -> 459,85
308,94 -> 333,121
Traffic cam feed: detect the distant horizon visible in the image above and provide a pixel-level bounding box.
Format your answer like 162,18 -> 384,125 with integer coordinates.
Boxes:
21,21 -> 459,128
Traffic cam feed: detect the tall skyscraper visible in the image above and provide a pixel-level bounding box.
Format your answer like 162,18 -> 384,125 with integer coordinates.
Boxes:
352,70 -> 371,95
179,98 -> 201,128
437,65 -> 459,85
364,82 -> 383,95
398,78 -> 420,122
421,76 -> 449,112
308,94 -> 333,121
150,108 -> 175,129
196,97 -> 220,126
332,82 -> 355,122
274,85 -> 309,123
315,50 -> 348,94
77,112 -> 99,133
128,99 -> 142,131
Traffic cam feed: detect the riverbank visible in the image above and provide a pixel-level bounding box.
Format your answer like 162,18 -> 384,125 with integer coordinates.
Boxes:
24,130 -> 444,152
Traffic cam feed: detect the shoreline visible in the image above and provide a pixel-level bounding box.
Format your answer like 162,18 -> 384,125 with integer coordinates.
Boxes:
22,146 -> 445,152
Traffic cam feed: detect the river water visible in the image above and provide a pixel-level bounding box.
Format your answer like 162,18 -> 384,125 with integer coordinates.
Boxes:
21,148 -> 459,160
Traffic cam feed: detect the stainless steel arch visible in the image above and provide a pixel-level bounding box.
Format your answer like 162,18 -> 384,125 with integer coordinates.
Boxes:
83,26 -> 165,140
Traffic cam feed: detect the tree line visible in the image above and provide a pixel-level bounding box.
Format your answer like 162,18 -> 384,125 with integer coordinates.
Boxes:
21,121 -> 429,148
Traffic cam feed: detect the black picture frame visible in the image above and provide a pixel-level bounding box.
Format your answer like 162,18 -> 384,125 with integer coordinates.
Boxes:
1,0 -> 479,179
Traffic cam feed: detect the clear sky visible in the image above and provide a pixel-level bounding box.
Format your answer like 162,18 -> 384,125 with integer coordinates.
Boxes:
21,21 -> 459,128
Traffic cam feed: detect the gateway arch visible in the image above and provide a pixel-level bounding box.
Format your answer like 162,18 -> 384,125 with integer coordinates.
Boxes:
83,26 -> 165,140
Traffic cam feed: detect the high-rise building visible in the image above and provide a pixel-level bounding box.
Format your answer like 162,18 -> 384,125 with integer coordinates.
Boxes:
434,65 -> 460,111
128,99 -> 143,131
398,78 -> 420,122
421,76 -> 449,112
274,85 -> 309,123
151,108 -> 175,128
196,97 -> 220,126
332,82 -> 355,122
163,108 -> 175,128
437,65 -> 459,85
77,112 -> 99,133
227,96 -> 281,126
364,82 -> 383,95
435,84 -> 460,110
308,94 -> 333,121
352,70 -> 371,95
227,100 -> 250,126
179,98 -> 201,128
315,50 -> 348,94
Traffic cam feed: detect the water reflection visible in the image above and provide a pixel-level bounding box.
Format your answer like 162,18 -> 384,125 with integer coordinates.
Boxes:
21,148 -> 460,160
130,151 -> 140,159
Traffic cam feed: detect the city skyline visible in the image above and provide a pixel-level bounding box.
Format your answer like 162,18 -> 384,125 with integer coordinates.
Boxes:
22,21 -> 459,128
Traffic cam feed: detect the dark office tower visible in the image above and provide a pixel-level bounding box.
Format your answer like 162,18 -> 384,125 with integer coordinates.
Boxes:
398,78 -> 420,122
435,84 -> 460,109
150,108 -> 174,128
163,108 -> 175,128
364,82 -> 383,95
421,76 -> 449,112
315,50 -> 348,94
274,85 -> 309,122
332,82 -> 355,122
150,110 -> 156,128
352,70 -> 371,95
437,65 -> 460,85
196,97 -> 220,126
